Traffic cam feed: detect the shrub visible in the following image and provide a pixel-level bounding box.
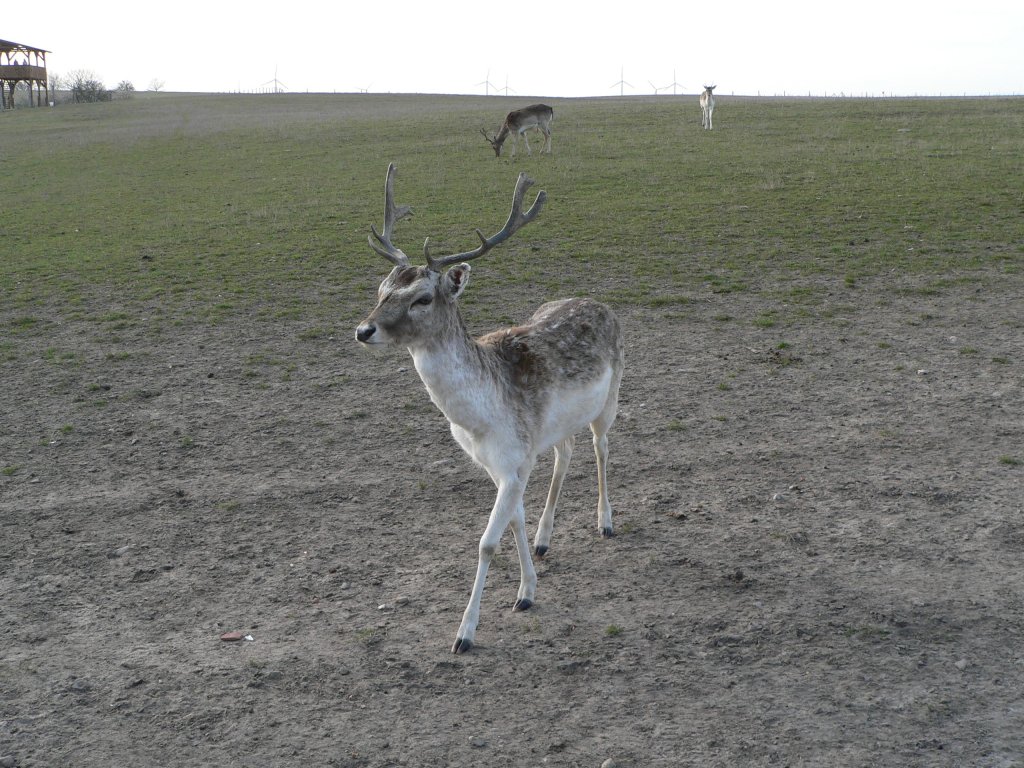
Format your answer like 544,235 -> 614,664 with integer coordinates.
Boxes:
69,70 -> 112,103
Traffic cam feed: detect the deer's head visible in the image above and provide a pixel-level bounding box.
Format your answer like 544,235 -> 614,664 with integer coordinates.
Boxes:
355,164 -> 545,348
480,128 -> 504,157
355,264 -> 472,348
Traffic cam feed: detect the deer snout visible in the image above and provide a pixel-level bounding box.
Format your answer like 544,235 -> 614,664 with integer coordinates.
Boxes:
355,323 -> 377,343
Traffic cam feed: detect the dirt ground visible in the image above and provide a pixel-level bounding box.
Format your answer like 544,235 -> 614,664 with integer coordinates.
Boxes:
2,270 -> 1022,767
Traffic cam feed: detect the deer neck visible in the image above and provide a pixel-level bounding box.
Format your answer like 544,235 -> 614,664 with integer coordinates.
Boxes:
407,313 -> 504,434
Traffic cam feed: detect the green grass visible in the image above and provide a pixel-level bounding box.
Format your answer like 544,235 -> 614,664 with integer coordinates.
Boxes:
1,93 -> 1022,329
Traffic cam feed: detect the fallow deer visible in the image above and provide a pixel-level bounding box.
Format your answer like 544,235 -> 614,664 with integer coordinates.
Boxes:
481,104 -> 554,158
700,85 -> 716,130
355,164 -> 623,653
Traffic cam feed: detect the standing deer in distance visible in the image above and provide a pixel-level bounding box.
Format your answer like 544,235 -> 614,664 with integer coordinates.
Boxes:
355,164 -> 623,653
700,85 -> 716,130
481,103 -> 555,157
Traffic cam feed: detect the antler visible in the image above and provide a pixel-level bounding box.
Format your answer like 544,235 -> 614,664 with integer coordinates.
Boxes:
368,163 -> 414,266
425,172 -> 547,271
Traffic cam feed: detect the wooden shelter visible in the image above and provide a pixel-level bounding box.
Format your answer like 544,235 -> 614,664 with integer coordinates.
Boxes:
0,39 -> 49,109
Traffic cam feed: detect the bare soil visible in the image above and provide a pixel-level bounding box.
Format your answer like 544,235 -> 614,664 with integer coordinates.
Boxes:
2,272 -> 1022,767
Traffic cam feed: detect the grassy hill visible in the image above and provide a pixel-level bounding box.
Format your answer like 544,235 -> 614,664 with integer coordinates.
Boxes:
3,93 -> 1020,331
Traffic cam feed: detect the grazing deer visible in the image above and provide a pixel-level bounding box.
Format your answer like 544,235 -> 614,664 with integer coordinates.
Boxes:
355,164 -> 623,653
700,85 -> 716,130
481,104 -> 555,157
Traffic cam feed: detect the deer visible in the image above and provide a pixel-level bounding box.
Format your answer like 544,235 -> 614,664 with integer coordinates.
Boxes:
355,164 -> 623,653
700,85 -> 716,130
481,104 -> 555,158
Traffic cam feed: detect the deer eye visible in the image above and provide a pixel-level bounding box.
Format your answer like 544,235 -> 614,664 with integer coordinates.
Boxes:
413,295 -> 433,307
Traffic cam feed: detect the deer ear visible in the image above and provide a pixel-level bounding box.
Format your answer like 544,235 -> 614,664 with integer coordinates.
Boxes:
443,263 -> 472,298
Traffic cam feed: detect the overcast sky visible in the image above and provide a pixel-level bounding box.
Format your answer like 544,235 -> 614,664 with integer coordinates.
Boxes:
8,0 -> 1023,97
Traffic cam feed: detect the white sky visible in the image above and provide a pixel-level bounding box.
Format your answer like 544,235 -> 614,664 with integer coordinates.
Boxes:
7,1 -> 1023,97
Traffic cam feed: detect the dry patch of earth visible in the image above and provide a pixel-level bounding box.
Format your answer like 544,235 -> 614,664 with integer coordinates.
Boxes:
2,272 -> 1022,766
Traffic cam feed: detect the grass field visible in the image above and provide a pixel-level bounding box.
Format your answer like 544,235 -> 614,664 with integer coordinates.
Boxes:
3,93 -> 1021,328
2,93 -> 1023,767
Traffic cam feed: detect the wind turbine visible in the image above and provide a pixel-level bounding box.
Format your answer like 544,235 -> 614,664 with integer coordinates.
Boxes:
261,65 -> 287,94
664,69 -> 685,95
499,74 -> 516,96
476,69 -> 497,96
610,65 -> 632,96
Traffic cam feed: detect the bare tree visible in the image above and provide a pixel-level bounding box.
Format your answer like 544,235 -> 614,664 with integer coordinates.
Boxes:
68,69 -> 111,103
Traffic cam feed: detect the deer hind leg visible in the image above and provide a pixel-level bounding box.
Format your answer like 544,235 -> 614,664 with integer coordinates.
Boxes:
591,374 -> 621,538
533,436 -> 576,557
543,127 -> 552,153
453,474 -> 532,654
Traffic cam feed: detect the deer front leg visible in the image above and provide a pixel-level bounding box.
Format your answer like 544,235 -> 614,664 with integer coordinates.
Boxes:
453,476 -> 529,654
510,503 -> 537,611
521,130 -> 533,156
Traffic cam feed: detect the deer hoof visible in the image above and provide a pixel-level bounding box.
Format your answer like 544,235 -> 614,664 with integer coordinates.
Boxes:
452,636 -> 473,654
600,526 -> 615,538
513,598 -> 533,612
534,545 -> 548,558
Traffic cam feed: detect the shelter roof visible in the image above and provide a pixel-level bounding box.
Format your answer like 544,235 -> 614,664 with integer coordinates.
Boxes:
0,39 -> 50,54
